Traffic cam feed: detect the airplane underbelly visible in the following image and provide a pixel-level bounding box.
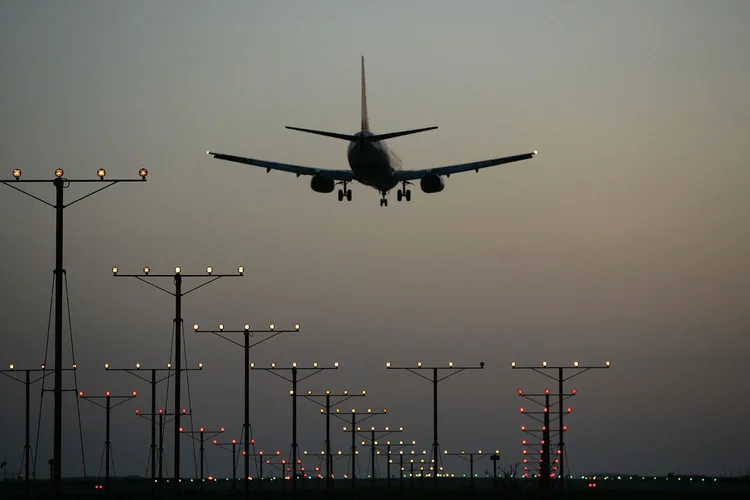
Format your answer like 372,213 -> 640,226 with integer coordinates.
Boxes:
347,142 -> 395,189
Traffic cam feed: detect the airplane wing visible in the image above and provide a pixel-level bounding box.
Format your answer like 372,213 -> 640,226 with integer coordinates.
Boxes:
207,151 -> 355,181
392,151 -> 537,181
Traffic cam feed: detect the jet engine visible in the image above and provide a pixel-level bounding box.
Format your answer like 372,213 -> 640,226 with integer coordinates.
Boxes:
310,175 -> 335,193
420,174 -> 445,193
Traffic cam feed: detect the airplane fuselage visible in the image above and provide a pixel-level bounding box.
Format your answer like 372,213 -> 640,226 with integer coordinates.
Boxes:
347,131 -> 401,191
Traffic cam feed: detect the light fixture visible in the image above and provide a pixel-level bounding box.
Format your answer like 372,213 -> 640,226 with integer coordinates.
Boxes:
167,362 -> 172,369
295,323 -> 300,330
448,361 -> 453,367
97,168 -> 106,179
542,361 -> 547,367
206,266 -> 213,275
334,362 -> 339,367
605,361 -> 611,367
55,168 -> 64,178
237,266 -> 244,275
104,363 -> 109,369
193,324 -> 199,331
143,266 -> 150,275
269,324 -> 275,330
417,361 -> 422,367
218,324 -> 224,331
313,362 -> 318,368
136,363 -> 141,369
72,363 -> 77,369
139,168 -> 148,179
174,266 -> 181,274
12,169 -> 21,179
111,266 -> 118,275
198,363 -> 203,369
574,361 -> 579,367
9,364 -> 14,370
386,362 -> 390,367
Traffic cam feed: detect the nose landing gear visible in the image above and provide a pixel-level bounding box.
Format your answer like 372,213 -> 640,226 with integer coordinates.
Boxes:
379,190 -> 388,207
337,181 -> 352,202
396,181 -> 412,202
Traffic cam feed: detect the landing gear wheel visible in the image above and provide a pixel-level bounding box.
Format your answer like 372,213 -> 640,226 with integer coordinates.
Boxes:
397,190 -> 403,202
338,189 -> 344,201
346,189 -> 352,201
400,181 -> 413,202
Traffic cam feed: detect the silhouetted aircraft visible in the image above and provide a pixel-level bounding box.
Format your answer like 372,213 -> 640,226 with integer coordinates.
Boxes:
208,57 -> 537,206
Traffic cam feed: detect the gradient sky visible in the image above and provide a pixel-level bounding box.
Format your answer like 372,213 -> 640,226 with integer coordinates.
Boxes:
1,0 -> 749,480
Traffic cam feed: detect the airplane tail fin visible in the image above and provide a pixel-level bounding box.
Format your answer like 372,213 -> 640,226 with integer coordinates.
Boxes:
361,55 -> 369,132
284,57 -> 438,142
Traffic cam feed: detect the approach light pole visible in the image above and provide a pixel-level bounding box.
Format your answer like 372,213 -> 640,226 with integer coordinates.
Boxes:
0,364 -> 75,494
383,440 -> 416,488
78,390 -> 137,491
443,449 -> 498,490
512,360 -> 611,492
135,407 -> 191,483
251,362 -> 339,491
112,265 -> 242,488
103,362 -> 203,482
356,425 -> 404,485
193,323 -> 300,488
517,388 -> 560,487
299,389 -> 367,492
337,407 -> 388,489
179,427 -> 224,491
386,360 -> 484,490
1,167 -> 147,496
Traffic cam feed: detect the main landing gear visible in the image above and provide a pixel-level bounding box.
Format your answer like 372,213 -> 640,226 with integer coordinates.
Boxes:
337,181 -> 352,202
396,181 -> 412,202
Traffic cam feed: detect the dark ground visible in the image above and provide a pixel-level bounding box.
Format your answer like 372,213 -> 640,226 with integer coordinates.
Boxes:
2,476 -> 750,499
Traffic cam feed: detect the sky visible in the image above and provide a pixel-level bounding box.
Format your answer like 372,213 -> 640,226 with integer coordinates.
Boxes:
1,0 -> 749,481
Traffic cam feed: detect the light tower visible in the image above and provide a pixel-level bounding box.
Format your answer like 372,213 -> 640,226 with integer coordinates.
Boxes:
1,167 -> 147,496
250,361 -> 340,491
193,322 -> 300,488
112,265 -> 243,488
512,360 -> 611,492
385,360 -> 484,489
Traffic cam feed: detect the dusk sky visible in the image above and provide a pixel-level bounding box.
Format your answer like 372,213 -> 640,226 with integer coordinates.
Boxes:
1,0 -> 749,480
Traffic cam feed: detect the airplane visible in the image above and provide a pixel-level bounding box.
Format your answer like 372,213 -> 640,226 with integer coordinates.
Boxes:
207,57 -> 537,207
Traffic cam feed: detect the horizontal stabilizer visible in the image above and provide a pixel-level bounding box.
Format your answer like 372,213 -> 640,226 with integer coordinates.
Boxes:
285,126 -> 358,141
367,126 -> 438,142
286,125 -> 438,142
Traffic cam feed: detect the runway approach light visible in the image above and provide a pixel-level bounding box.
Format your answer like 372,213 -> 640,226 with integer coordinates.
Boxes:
55,168 -> 64,178
139,168 -> 148,179
206,266 -> 213,275
174,266 -> 181,274
143,266 -> 150,275
12,169 -> 21,179
606,361 -> 611,367
295,324 -> 300,330
238,266 -> 244,275
111,266 -> 118,275
97,168 -> 106,179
